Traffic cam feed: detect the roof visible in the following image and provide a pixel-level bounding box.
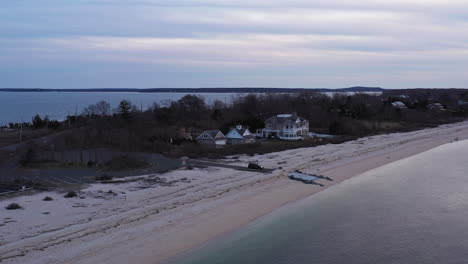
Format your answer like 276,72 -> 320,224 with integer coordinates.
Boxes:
226,128 -> 253,139
234,128 -> 248,135
265,113 -> 308,126
391,101 -> 407,109
428,103 -> 445,110
197,130 -> 225,140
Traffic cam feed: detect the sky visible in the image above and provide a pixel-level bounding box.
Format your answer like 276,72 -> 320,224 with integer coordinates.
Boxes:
1,0 -> 468,89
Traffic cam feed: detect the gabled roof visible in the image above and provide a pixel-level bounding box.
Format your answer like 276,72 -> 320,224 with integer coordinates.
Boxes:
196,130 -> 225,140
226,128 -> 253,139
235,128 -> 250,136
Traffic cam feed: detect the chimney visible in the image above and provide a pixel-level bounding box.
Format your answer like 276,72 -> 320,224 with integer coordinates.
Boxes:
236,124 -> 242,130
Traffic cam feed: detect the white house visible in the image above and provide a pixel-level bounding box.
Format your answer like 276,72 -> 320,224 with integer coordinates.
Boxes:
391,101 -> 408,109
256,113 -> 309,140
226,125 -> 255,145
428,103 -> 445,111
196,130 -> 226,146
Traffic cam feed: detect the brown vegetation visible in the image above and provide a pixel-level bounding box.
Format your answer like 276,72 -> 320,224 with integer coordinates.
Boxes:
17,90 -> 468,159
64,191 -> 78,198
5,203 -> 22,210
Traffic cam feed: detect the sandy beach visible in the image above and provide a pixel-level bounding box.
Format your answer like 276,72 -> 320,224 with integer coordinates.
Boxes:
1,121 -> 468,264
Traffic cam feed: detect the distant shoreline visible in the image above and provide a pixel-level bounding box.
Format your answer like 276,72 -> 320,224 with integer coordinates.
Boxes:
0,87 -> 384,93
1,87 -> 468,93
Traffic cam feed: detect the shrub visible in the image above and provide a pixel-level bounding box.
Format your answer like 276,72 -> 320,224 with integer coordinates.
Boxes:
6,203 -> 22,210
43,196 -> 53,201
64,191 -> 78,198
105,155 -> 148,171
95,174 -> 113,181
19,147 -> 36,167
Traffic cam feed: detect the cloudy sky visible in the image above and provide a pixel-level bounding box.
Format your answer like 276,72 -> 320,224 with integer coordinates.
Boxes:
1,0 -> 468,88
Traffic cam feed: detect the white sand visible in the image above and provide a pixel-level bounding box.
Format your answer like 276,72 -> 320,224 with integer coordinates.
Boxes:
1,121 -> 468,264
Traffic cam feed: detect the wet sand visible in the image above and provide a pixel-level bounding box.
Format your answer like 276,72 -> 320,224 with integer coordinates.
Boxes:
171,139 -> 468,264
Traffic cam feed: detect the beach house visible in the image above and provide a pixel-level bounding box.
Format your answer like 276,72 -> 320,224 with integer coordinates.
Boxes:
225,125 -> 255,145
196,130 -> 226,146
391,101 -> 408,109
428,103 -> 445,111
256,113 -> 309,140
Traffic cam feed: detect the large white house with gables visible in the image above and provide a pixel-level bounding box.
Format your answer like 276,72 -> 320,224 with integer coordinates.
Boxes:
256,113 -> 309,140
226,125 -> 255,145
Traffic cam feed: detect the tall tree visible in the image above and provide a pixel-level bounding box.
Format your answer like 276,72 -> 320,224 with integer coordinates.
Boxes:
117,100 -> 134,119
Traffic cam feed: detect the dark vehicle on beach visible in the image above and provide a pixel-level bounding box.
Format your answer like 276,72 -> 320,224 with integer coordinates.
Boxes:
248,163 -> 264,170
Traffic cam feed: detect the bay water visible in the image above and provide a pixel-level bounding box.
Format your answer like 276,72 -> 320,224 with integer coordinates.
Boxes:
0,92 -> 239,125
170,140 -> 468,264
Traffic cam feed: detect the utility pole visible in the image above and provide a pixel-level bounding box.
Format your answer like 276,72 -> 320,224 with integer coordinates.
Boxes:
19,117 -> 23,143
19,122 -> 23,142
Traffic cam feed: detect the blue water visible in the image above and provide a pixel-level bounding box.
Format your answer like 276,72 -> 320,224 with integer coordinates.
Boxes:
0,92 -> 239,125
170,141 -> 468,264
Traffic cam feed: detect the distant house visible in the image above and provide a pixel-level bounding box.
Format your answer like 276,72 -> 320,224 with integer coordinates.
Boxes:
391,101 -> 408,109
428,103 -> 445,111
196,130 -> 226,146
257,113 -> 309,140
458,99 -> 468,106
226,125 -> 255,145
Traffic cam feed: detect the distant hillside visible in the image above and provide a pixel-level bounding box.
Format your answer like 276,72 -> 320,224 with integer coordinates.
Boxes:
0,87 -> 384,93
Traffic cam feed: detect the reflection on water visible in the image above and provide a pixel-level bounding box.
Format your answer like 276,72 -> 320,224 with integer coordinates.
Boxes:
171,140 -> 468,264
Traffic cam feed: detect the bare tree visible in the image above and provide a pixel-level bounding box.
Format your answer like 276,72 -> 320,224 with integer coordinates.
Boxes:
82,101 -> 111,116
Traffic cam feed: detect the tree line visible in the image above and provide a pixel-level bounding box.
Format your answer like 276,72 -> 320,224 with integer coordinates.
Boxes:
26,89 -> 465,158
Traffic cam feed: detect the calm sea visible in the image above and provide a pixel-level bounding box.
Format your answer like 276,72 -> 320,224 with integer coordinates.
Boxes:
0,92 -> 240,125
169,140 -> 468,264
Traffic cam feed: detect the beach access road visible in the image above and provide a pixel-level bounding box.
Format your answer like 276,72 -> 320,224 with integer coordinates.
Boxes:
187,159 -> 276,173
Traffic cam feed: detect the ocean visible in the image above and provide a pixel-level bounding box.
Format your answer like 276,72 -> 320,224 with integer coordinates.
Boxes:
0,92 -> 239,125
169,140 -> 468,264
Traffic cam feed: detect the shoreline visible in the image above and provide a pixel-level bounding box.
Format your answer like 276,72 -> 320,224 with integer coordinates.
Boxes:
169,139 -> 468,264
1,121 -> 468,264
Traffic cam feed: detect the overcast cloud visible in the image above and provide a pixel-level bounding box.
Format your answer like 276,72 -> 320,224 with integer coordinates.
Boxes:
1,0 -> 467,88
